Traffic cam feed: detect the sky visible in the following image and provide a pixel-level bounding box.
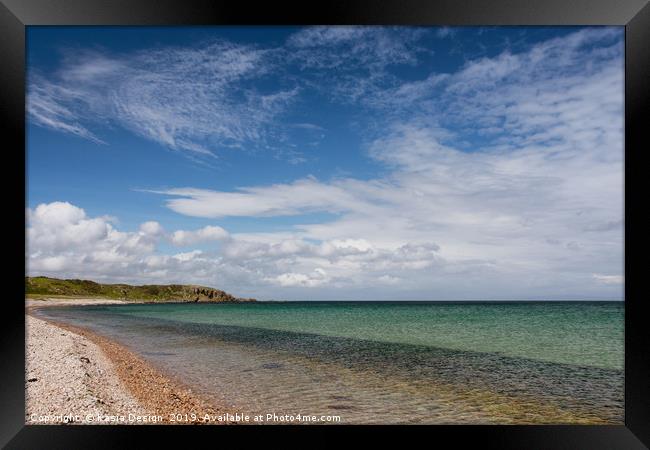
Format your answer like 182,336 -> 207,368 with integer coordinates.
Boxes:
25,26 -> 624,300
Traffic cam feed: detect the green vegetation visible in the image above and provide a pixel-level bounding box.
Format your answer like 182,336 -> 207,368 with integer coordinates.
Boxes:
25,276 -> 255,303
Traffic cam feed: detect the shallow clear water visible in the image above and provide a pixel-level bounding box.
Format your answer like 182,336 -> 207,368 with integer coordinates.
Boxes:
37,301 -> 624,424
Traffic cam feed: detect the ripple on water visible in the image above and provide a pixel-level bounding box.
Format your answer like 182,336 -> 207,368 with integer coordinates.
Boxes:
36,305 -> 624,424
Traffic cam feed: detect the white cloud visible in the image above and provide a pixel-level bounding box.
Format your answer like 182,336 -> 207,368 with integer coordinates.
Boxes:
287,26 -> 425,68
286,26 -> 429,102
26,200 -> 450,297
593,274 -> 624,285
151,177 -> 370,218
139,221 -> 164,236
28,43 -> 296,158
436,27 -> 457,39
170,226 -> 229,246
27,80 -> 106,144
27,202 -> 159,275
26,197 -> 622,299
26,203 -> 203,279
270,268 -> 330,288
28,202 -> 112,254
173,250 -> 204,262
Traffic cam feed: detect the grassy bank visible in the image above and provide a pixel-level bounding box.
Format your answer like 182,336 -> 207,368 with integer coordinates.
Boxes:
25,276 -> 255,303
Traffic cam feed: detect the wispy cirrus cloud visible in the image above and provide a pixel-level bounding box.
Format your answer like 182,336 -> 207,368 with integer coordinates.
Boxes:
27,79 -> 107,144
29,27 -> 429,155
362,28 -> 623,143
285,26 -> 431,102
28,42 -> 297,158
286,26 -> 427,69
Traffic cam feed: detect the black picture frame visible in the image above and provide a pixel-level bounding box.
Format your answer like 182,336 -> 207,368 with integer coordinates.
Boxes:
2,0 -> 648,448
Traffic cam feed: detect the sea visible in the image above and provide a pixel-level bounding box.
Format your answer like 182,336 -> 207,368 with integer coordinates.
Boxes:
35,301 -> 624,424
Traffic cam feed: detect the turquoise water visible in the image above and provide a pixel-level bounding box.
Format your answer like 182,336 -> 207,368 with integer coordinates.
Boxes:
38,301 -> 624,424
98,301 -> 623,370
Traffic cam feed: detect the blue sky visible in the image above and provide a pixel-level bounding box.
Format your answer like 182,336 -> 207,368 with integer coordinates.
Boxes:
26,26 -> 624,300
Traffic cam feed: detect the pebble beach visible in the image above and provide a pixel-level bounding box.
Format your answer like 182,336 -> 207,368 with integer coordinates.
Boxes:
26,299 -> 227,425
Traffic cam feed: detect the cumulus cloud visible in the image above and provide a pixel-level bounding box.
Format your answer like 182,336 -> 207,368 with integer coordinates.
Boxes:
270,268 -> 330,288
139,221 -> 165,236
26,202 -> 449,298
170,226 -> 229,246
26,202 -> 231,283
27,202 -> 161,275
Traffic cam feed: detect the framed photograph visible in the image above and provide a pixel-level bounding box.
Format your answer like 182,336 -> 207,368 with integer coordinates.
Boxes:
2,0 -> 648,447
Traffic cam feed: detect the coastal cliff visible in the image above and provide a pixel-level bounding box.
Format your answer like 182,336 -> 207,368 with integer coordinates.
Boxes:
25,276 -> 256,303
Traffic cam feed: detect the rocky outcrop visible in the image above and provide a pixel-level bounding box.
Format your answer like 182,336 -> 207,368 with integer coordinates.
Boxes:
188,286 -> 255,303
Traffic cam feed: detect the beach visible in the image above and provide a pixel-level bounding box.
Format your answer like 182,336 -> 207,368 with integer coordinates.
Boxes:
26,299 -> 229,425
30,300 -> 624,425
